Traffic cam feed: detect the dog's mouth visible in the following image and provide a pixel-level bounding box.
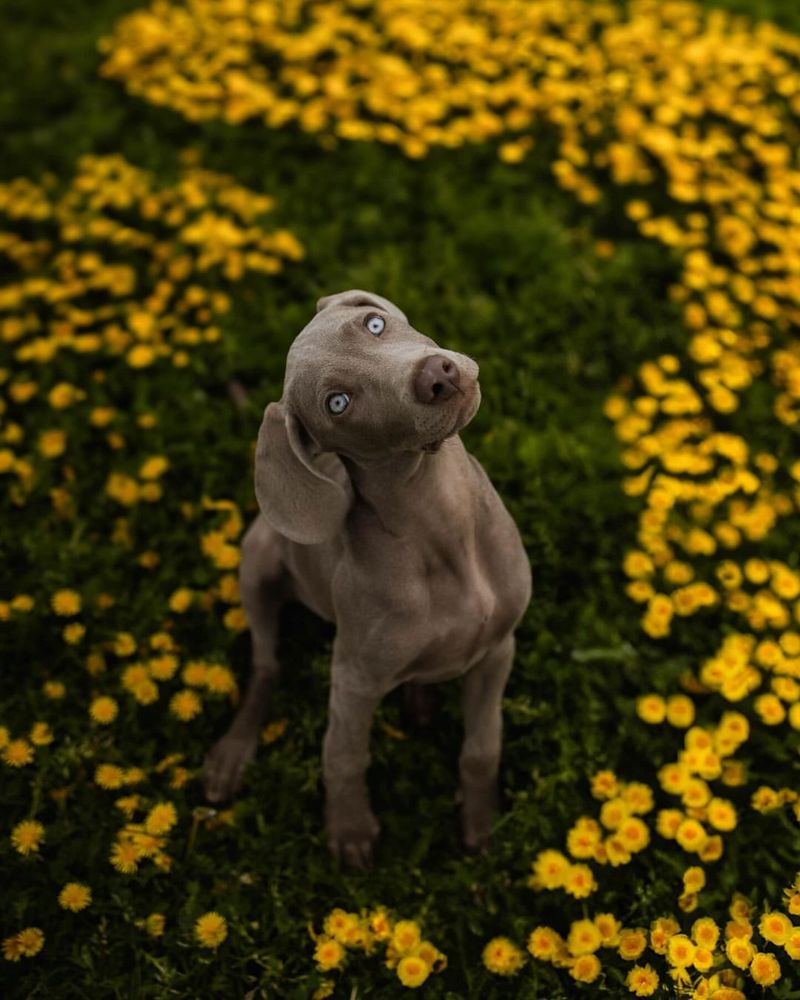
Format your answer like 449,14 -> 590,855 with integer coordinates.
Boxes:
420,379 -> 481,453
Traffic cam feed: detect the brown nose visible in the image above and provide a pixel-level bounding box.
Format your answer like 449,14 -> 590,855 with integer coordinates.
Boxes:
413,354 -> 461,404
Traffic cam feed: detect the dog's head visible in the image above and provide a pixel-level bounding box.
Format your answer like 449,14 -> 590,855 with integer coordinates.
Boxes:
255,289 -> 481,543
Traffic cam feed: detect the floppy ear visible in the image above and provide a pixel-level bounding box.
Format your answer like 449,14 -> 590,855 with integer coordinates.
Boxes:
316,288 -> 408,324
254,401 -> 352,545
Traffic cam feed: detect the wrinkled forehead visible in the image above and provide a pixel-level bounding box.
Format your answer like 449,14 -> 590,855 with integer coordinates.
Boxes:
284,301 -> 417,393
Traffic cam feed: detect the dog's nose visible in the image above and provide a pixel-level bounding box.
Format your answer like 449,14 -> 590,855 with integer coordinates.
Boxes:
413,355 -> 461,404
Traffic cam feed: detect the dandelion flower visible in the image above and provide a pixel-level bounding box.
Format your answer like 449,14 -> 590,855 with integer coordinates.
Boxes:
3,738 -> 34,767
314,936 -> 344,970
2,934 -> 24,961
51,589 -> 81,615
145,802 -> 178,835
11,819 -> 44,855
95,764 -> 126,789
570,954 -> 601,983
750,951 -> 781,987
144,913 -> 165,937
58,883 -> 92,912
392,920 -> 422,954
110,839 -> 140,874
169,689 -> 202,721
482,937 -> 524,975
30,722 -> 53,745
17,928 -> 44,957
195,911 -> 227,949
397,954 -> 431,987
626,964 -> 659,996
90,696 -> 118,724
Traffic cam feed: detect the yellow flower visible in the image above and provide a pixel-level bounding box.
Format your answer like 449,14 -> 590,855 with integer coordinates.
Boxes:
785,928 -> 800,960
665,694 -> 695,728
139,455 -> 169,479
95,764 -> 126,789
691,918 -> 718,951
314,936 -> 344,970
2,934 -> 24,961
725,936 -> 754,969
666,934 -> 695,968
707,797 -> 737,831
626,963 -> 659,996
110,839 -> 141,874
90,696 -> 118,724
618,928 -> 647,961
570,953 -> 601,983
397,953 -> 430,987
195,911 -> 228,949
391,920 -> 421,954
127,344 -> 156,367
38,429 -> 66,458
683,867 -> 705,893
567,919 -> 602,956
594,913 -> 621,946
145,802 -> 178,835
3,738 -> 34,767
30,722 -> 53,746
527,926 -> 564,961
563,863 -> 597,898
368,909 -> 392,941
749,951 -> 780,987
169,588 -> 194,613
144,913 -> 165,937
636,694 -> 666,724
675,818 -> 707,853
590,770 -> 619,799
16,927 -> 44,957
51,589 -> 81,615
759,910 -> 792,946
482,937 -> 524,976
529,849 -> 570,890
63,623 -> 86,644
11,819 -> 45,855
58,883 -> 92,912
43,680 -> 66,699
169,689 -> 202,721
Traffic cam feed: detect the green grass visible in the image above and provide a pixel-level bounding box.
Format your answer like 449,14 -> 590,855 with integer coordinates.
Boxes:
2,1 -> 800,997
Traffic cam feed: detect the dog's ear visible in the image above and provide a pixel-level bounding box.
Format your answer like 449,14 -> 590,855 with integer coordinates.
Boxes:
255,401 -> 351,545
316,288 -> 408,324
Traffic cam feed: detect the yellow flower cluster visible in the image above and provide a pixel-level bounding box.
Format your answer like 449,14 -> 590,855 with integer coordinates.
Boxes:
1,927 -> 45,962
522,877 -> 800,995
311,908 -> 446,989
528,773 -> 654,893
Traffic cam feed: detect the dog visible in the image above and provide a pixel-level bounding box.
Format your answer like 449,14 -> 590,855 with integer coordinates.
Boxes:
203,290 -> 532,868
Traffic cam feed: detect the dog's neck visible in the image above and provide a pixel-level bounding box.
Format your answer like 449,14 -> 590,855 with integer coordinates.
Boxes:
338,437 -> 468,536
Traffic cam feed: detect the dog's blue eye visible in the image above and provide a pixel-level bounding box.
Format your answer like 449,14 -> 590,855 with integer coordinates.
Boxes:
327,392 -> 350,415
365,314 -> 385,336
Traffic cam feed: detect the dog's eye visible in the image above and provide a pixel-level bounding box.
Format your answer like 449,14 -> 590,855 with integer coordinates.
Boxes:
326,392 -> 350,415
365,314 -> 385,336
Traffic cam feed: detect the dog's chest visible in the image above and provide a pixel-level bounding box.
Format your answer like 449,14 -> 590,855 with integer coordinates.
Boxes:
391,534 -> 508,683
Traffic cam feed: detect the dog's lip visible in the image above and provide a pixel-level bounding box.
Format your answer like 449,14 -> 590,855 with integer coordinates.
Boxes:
421,378 -> 480,451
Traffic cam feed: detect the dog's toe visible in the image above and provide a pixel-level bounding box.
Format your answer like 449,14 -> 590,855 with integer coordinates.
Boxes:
202,734 -> 256,803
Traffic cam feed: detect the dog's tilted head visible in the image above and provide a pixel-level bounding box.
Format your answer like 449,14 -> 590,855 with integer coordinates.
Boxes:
255,290 -> 481,544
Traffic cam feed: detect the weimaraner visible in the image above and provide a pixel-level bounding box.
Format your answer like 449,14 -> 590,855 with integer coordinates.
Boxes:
203,290 -> 532,868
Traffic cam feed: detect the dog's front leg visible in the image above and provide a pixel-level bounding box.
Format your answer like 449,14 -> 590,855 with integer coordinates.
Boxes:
459,634 -> 515,852
323,676 -> 381,869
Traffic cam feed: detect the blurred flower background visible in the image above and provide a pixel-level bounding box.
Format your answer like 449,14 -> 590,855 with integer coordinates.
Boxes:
2,0 -> 800,996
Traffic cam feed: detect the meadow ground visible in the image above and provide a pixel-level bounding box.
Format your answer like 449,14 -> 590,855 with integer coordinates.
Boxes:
2,0 -> 800,997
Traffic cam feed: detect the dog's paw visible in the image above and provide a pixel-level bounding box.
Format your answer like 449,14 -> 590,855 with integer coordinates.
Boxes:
203,733 -> 257,803
325,808 -> 381,870
460,783 -> 499,854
